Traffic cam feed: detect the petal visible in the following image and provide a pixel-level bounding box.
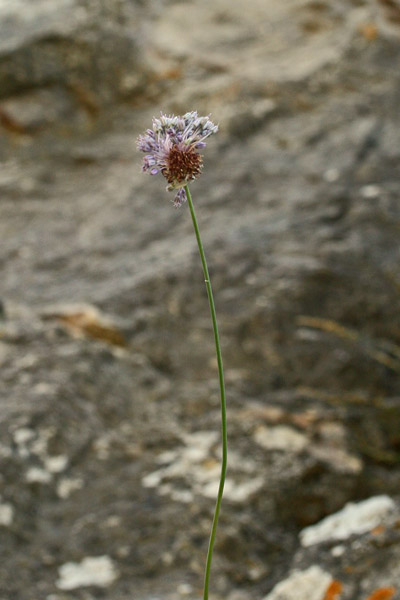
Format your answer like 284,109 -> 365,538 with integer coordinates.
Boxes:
173,188 -> 187,207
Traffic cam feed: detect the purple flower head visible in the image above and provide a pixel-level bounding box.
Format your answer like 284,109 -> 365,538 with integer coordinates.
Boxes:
137,111 -> 218,207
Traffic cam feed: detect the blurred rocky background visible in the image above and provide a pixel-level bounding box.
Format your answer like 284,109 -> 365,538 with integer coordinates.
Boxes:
1,0 -> 400,599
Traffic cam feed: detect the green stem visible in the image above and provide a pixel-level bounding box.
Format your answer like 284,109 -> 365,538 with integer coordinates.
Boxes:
184,185 -> 227,600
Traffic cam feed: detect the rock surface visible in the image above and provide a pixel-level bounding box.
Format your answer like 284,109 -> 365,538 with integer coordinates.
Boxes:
1,1 -> 400,599
0,0 -> 152,135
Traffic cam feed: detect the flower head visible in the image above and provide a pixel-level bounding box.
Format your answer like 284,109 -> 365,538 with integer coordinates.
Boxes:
137,111 -> 218,207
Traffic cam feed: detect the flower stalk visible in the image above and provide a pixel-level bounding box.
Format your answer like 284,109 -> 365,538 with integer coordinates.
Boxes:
137,112 -> 226,599
185,184 -> 227,600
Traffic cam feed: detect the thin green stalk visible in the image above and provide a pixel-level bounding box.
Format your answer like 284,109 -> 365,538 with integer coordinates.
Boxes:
184,185 -> 227,600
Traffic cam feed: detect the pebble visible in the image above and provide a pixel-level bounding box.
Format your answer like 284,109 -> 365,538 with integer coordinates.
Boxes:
254,425 -> 308,453
25,467 -> 52,484
300,495 -> 395,547
57,477 -> 83,499
56,555 -> 118,590
262,565 -> 332,600
44,455 -> 68,473
0,503 -> 14,526
13,427 -> 35,446
331,544 -> 346,557
324,168 -> 340,183
177,583 -> 193,596
360,184 -> 381,199
211,477 -> 264,503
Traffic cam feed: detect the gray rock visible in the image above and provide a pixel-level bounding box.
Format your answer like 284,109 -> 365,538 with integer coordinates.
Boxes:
286,496 -> 400,600
1,1 -> 400,599
0,0 -> 151,134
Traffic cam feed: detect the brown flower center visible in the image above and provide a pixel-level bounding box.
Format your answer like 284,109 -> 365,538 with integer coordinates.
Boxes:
163,145 -> 203,185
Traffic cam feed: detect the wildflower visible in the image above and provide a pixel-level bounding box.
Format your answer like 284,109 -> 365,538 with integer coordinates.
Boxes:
137,111 -> 218,207
137,110 -> 226,600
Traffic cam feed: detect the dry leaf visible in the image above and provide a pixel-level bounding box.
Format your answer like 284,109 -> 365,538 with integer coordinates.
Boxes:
370,524 -> 386,536
359,23 -> 379,41
365,587 -> 396,600
42,306 -> 127,348
323,579 -> 343,600
0,107 -> 27,134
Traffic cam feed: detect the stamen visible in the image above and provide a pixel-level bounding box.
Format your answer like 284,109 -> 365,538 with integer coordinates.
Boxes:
164,145 -> 203,186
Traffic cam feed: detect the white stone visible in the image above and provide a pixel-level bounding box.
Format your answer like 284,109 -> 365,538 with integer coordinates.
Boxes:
309,445 -> 363,474
57,477 -> 83,499
156,449 -> 177,464
194,462 -> 220,484
142,431 -> 219,492
331,545 -> 346,557
170,489 -> 194,504
254,425 -> 308,452
360,184 -> 381,199
215,477 -> 264,503
300,495 -> 395,547
0,443 -> 12,458
45,455 -> 68,473
142,430 -> 263,505
105,515 -> 121,528
324,168 -> 340,183
34,382 -> 58,395
56,556 -> 118,590
13,427 -> 35,445
182,431 -> 219,457
262,565 -> 332,600
0,503 -> 14,526
31,427 -> 55,457
26,467 -> 52,484
177,582 -> 193,595
142,469 -> 163,488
